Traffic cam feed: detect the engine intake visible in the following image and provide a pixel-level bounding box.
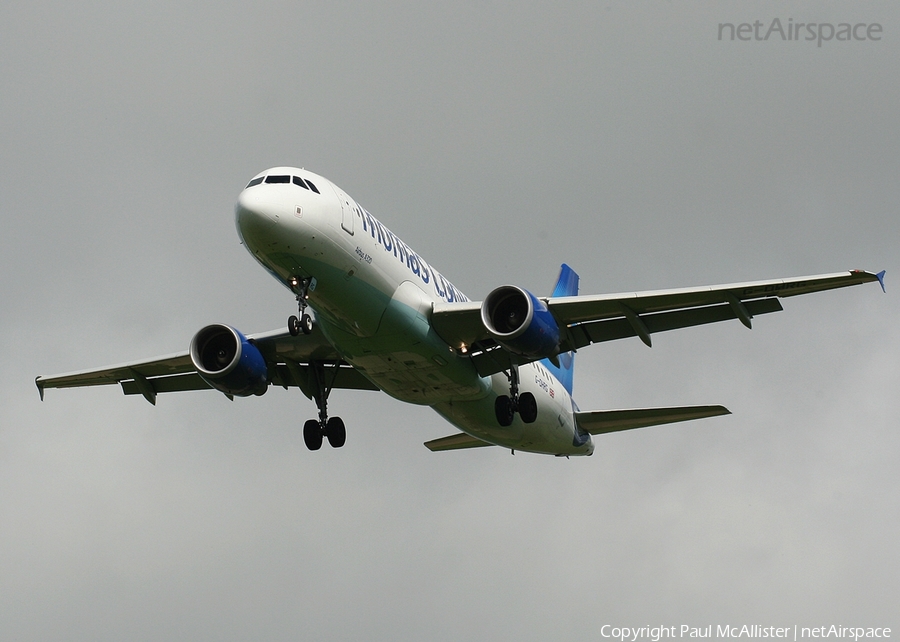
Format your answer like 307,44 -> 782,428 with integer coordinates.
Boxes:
481,285 -> 560,358
190,324 -> 268,396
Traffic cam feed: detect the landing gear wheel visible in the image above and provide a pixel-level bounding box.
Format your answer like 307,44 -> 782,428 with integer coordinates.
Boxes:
300,313 -> 313,335
326,416 -> 346,448
288,315 -> 301,337
303,419 -> 323,450
303,360 -> 348,453
518,392 -> 537,424
495,395 -> 514,427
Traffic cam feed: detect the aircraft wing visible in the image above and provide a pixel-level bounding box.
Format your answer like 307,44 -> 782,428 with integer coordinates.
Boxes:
432,269 -> 885,376
36,325 -> 378,405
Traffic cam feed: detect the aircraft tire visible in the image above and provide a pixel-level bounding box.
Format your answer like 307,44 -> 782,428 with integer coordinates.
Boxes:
326,416 -> 346,448
519,392 -> 537,423
301,313 -> 313,335
495,395 -> 514,427
288,315 -> 301,337
303,419 -> 323,450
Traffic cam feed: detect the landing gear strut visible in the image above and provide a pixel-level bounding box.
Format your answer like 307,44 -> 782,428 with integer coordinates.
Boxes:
302,361 -> 346,450
494,365 -> 537,426
288,276 -> 314,336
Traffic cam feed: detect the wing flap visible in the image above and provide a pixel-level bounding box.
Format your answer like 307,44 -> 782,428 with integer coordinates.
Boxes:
424,432 -> 495,451
567,297 -> 782,350
250,327 -> 343,363
270,363 -> 379,395
575,405 -> 731,435
120,373 -> 212,396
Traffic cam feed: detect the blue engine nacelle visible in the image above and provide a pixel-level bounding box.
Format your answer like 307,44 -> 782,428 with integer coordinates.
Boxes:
480,285 -> 561,357
190,324 -> 268,397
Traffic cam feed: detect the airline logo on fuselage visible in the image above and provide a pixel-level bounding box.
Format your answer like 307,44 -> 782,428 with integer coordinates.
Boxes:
357,207 -> 469,304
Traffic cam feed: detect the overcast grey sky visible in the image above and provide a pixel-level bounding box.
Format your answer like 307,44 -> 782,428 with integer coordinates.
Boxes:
2,1 -> 897,639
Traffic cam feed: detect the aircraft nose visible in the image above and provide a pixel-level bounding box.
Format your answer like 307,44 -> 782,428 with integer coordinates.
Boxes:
235,185 -> 287,252
235,187 -> 279,230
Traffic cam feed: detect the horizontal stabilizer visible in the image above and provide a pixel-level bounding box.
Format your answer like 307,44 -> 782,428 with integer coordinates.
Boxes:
575,405 -> 730,435
424,432 -> 495,452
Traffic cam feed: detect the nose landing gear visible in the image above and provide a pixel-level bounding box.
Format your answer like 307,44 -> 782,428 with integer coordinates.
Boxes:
288,313 -> 313,336
287,276 -> 315,336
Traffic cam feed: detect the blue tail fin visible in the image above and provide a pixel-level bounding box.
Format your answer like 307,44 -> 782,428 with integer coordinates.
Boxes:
541,264 -> 578,395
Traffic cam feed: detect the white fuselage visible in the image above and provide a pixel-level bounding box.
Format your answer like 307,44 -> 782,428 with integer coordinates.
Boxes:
235,167 -> 593,456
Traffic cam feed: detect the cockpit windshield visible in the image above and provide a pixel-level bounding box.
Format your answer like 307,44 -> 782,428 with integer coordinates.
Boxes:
246,174 -> 321,194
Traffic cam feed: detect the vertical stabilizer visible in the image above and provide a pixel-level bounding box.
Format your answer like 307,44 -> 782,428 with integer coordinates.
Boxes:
542,264 -> 578,395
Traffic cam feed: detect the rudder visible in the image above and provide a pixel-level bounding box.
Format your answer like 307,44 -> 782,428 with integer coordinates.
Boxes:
542,264 -> 578,395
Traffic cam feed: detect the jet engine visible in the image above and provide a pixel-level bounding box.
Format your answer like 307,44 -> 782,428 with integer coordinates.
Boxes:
480,285 -> 560,357
190,324 -> 268,396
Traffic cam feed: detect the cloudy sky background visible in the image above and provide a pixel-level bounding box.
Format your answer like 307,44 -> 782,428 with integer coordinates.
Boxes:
2,1 -> 897,639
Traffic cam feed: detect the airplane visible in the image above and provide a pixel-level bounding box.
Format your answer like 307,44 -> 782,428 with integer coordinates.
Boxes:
36,167 -> 886,456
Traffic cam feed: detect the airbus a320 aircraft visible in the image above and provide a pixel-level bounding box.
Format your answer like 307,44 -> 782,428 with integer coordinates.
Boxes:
36,168 -> 886,456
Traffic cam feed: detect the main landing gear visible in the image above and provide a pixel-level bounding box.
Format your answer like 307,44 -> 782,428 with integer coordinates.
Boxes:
494,365 -> 537,427
302,361 -> 346,451
288,276 -> 314,336
303,417 -> 345,450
